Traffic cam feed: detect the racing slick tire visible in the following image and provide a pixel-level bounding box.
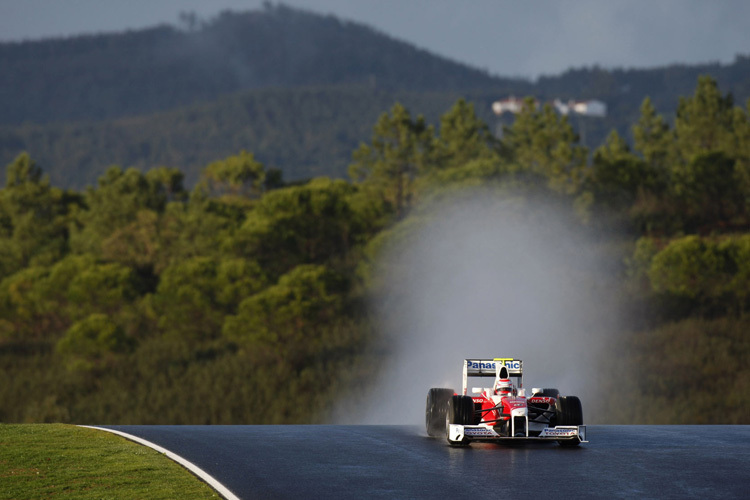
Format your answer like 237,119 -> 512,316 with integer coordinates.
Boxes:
538,388 -> 560,398
445,395 -> 475,446
555,395 -> 583,447
425,388 -> 454,437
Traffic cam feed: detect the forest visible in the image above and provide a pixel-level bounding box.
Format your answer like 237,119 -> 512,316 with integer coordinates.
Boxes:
2,5 -> 750,189
1,75 -> 748,425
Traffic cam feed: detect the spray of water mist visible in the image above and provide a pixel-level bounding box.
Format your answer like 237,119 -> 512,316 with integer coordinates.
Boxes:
341,190 -> 618,426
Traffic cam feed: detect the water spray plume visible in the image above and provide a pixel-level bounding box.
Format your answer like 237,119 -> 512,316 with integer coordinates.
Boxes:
345,190 -> 618,425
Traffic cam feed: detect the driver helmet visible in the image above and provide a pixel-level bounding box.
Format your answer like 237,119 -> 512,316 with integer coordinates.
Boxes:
495,378 -> 513,396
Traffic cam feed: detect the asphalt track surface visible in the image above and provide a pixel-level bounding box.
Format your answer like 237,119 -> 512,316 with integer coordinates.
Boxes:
97,425 -> 749,499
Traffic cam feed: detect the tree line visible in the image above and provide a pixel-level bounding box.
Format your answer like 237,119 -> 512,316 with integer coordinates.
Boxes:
3,7 -> 750,194
0,75 -> 748,424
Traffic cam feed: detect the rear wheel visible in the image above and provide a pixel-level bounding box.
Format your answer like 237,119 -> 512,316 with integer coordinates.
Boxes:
555,395 -> 583,447
538,388 -> 560,398
445,395 -> 475,446
425,388 -> 454,437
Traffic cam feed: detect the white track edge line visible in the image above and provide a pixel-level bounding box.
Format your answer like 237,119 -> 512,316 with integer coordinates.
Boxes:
78,425 -> 240,500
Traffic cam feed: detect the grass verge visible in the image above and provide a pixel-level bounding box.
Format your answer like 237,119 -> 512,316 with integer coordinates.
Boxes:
0,424 -> 219,499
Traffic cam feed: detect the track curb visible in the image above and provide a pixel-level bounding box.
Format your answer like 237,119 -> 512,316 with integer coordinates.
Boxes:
78,425 -> 240,500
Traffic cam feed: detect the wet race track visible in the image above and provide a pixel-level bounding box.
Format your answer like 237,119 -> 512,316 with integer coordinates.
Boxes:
96,425 -> 749,499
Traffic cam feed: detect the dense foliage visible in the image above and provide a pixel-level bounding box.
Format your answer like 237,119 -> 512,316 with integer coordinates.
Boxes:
1,77 -> 749,424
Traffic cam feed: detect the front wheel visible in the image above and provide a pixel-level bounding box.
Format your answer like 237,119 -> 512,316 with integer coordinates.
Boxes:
425,388 -> 454,437
555,395 -> 583,447
445,395 -> 475,446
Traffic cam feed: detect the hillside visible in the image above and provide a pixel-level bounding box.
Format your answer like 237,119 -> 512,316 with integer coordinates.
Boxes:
0,4 -> 520,126
0,87 -> 504,188
1,5 -> 749,187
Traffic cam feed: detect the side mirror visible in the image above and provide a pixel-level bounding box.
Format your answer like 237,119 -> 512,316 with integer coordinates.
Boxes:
518,388 -> 526,397
531,387 -> 542,395
471,387 -> 483,394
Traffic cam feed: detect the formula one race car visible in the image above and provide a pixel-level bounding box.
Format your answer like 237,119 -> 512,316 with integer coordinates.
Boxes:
425,358 -> 587,446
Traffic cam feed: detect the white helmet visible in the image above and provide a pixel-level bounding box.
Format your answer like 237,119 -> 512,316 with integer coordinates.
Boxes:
495,378 -> 513,396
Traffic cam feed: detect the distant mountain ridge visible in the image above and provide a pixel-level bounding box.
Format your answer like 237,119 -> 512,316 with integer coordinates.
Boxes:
1,4 -> 749,187
0,4 -> 523,126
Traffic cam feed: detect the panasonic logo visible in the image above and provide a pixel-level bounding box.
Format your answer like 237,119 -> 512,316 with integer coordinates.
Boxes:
469,362 -> 497,370
468,360 -> 521,370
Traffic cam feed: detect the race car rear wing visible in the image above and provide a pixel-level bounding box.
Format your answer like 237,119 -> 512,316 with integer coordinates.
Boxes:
462,358 -> 523,394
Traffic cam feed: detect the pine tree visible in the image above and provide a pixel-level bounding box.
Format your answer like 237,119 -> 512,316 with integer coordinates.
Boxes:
349,103 -> 434,217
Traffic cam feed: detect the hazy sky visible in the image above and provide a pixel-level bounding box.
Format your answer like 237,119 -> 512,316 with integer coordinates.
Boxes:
1,0 -> 748,79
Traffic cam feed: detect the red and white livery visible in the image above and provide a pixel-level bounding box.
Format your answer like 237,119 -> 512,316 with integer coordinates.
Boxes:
425,358 -> 587,446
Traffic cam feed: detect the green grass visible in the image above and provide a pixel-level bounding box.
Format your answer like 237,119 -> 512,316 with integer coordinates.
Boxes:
0,424 -> 219,499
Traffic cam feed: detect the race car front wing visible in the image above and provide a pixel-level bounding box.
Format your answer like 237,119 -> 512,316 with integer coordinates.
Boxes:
448,424 -> 588,444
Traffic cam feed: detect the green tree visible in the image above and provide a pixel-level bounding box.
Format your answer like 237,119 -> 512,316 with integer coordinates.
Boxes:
232,178 -> 363,279
589,130 -> 662,210
670,151 -> 741,229
56,313 -> 133,372
0,254 -> 138,343
59,255 -> 140,319
145,166 -> 187,204
193,150 -> 266,201
667,77 -> 741,228
674,75 -> 735,160
153,256 -> 266,341
502,98 -> 588,194
349,103 -> 434,217
635,78 -> 748,232
434,98 -> 498,170
729,100 -> 750,216
70,166 -> 167,256
142,188 -> 250,280
100,209 -> 162,272
725,235 -> 750,313
626,237 -> 660,293
0,153 -> 78,278
0,266 -> 55,342
95,167 -> 188,273
223,264 -> 345,366
632,97 -> 673,170
648,236 -> 725,301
